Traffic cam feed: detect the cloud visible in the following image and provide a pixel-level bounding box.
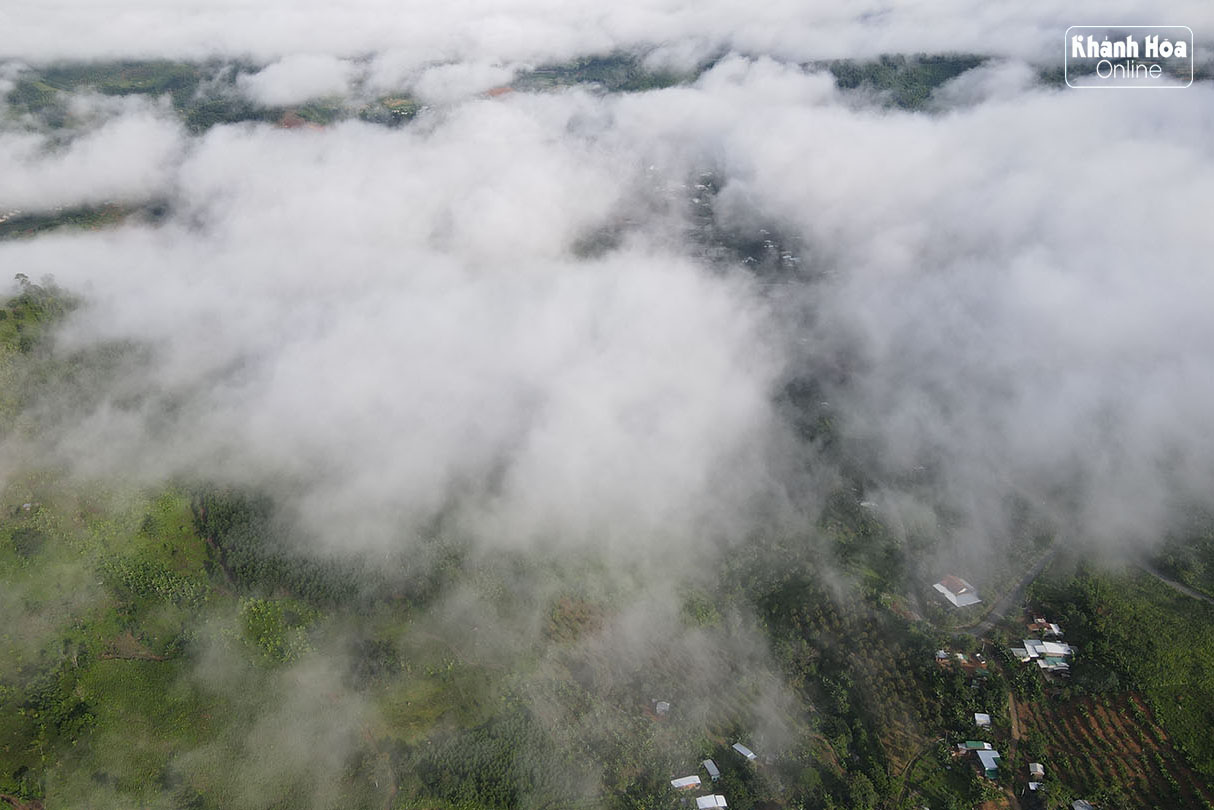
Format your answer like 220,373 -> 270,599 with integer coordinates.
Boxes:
1,93 -> 786,558
406,61 -> 518,104
4,0 -> 1212,67
1,9 -> 1212,568
237,54 -> 356,106
2,9 -> 1214,807
0,103 -> 184,212
4,7 -> 1214,810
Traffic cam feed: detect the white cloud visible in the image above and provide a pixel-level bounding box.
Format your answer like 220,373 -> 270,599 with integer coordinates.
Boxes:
1,6 -> 1212,561
4,7 -> 1214,803
406,61 -> 518,104
0,96 -> 782,555
0,105 -> 184,211
4,0 -> 1211,66
237,53 -> 355,106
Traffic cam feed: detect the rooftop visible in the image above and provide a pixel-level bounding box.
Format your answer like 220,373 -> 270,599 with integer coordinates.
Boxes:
934,576 -> 982,607
732,742 -> 757,761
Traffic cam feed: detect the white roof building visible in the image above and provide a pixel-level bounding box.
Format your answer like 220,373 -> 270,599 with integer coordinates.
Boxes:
696,795 -> 728,809
1024,640 -> 1073,671
1042,641 -> 1074,657
933,576 -> 982,607
974,713 -> 992,727
671,776 -> 701,790
976,749 -> 1001,776
731,743 -> 757,761
1023,639 -> 1074,658
703,759 -> 720,780
1029,762 -> 1045,778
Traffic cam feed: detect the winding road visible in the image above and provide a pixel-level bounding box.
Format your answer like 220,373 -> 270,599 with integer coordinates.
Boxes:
963,548 -> 1060,638
1135,562 -> 1214,606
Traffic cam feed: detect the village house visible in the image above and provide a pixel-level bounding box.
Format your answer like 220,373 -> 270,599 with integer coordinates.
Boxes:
1009,637 -> 1075,673
1028,617 -> 1064,637
1018,639 -> 1075,673
976,749 -> 1001,779
933,575 -> 982,607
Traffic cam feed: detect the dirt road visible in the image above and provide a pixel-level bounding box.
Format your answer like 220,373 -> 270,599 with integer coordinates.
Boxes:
1136,562 -> 1214,606
964,548 -> 1059,637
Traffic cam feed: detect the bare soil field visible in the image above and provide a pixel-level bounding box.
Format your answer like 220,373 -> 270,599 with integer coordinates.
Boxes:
1017,692 -> 1214,808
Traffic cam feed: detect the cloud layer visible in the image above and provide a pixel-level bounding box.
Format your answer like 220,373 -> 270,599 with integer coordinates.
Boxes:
2,10 -> 1213,568
237,54 -> 356,106
3,9 -> 1213,809
2,90 -> 785,557
5,0 -> 1213,68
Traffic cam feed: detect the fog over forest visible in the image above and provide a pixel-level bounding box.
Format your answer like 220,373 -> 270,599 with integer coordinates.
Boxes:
2,2 -> 1214,808
4,27 -> 1213,564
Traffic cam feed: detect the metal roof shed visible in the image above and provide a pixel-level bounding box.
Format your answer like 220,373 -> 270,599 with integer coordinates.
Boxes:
933,576 -> 982,607
976,749 -> 1001,778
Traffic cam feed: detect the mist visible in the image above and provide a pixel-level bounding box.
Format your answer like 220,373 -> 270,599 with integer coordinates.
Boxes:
2,3 -> 1214,807
3,56 -> 1212,562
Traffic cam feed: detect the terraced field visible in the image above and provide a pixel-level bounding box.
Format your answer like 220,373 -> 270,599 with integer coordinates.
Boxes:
1017,692 -> 1214,808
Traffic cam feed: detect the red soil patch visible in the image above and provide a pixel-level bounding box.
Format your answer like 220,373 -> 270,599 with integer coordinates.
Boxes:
1017,692 -> 1214,808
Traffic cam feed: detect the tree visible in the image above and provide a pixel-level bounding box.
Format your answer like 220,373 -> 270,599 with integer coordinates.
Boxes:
848,772 -> 878,810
